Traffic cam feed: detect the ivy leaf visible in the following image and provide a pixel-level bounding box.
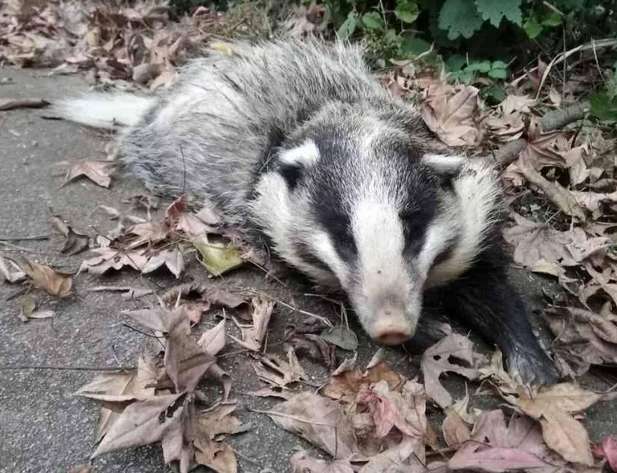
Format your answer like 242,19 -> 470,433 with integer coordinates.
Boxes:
337,12 -> 358,40
362,11 -> 384,30
590,92 -> 617,121
438,0 -> 484,40
488,60 -> 508,79
394,0 -> 420,24
475,0 -> 522,27
523,16 -> 543,38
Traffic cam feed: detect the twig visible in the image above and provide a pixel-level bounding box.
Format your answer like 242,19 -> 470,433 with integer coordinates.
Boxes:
0,234 -> 49,241
535,38 -> 617,99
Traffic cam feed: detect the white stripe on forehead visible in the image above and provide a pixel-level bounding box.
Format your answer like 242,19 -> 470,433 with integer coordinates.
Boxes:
279,140 -> 320,166
351,199 -> 408,288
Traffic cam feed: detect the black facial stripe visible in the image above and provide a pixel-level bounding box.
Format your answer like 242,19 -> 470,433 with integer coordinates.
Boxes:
433,237 -> 458,266
278,162 -> 303,190
294,240 -> 333,274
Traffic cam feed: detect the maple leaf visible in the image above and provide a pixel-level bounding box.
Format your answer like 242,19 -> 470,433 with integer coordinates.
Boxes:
62,160 -> 115,188
79,247 -> 149,274
267,392 -> 358,459
356,380 -> 427,440
421,332 -> 482,409
193,237 -> 244,276
253,347 -> 307,388
49,215 -> 89,254
421,82 -> 483,146
20,258 -> 72,297
448,410 -> 553,472
163,307 -> 217,392
323,360 -> 403,404
198,319 -> 226,356
230,297 -> 274,351
194,438 -> 237,473
141,247 -> 185,278
358,436 -> 428,473
442,408 -> 471,447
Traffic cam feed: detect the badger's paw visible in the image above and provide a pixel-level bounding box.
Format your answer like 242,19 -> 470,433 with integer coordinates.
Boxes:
506,346 -> 560,386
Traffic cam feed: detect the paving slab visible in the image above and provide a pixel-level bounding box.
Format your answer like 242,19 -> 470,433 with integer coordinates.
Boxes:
1,66 -> 616,473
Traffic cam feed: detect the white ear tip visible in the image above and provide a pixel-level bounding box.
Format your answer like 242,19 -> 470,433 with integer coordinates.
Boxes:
421,154 -> 465,174
279,140 -> 320,166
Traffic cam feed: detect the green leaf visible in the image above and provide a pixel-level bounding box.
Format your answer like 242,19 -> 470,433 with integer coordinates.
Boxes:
523,16 -> 543,39
193,239 -> 243,276
337,11 -> 358,40
399,37 -> 431,58
488,60 -> 508,79
438,0 -> 484,40
465,60 -> 491,73
474,0 -> 522,27
362,11 -> 384,30
395,0 -> 420,23
541,11 -> 562,27
481,84 -> 507,104
590,92 -> 617,121
446,54 -> 467,72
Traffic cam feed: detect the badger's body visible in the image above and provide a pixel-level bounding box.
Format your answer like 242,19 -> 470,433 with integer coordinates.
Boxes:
56,40 -> 557,384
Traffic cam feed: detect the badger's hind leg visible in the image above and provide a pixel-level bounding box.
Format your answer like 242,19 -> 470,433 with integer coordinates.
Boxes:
440,249 -> 559,385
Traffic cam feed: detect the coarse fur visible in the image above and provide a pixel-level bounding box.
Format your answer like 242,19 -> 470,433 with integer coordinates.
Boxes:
55,39 -> 558,384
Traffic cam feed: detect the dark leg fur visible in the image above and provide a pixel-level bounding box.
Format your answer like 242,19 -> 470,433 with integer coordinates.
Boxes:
438,246 -> 559,385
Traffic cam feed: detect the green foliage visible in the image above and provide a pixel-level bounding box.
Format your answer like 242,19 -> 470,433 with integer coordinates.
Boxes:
474,0 -> 522,28
590,64 -> 617,121
438,0 -> 484,40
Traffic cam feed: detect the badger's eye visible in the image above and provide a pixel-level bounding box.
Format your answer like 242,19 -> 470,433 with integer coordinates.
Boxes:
278,162 -> 303,190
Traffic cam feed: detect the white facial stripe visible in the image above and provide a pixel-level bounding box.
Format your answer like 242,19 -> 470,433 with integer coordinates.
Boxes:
311,232 -> 350,287
352,199 -> 412,296
279,140 -> 320,167
417,214 -> 459,276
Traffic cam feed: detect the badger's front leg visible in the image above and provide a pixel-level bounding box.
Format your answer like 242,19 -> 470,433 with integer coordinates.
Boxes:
440,262 -> 559,385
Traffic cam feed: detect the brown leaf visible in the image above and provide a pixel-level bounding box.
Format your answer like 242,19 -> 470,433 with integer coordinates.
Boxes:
448,410 -> 553,472
290,451 -> 354,473
0,97 -> 49,110
49,215 -> 89,255
356,380 -> 426,439
63,160 -> 115,188
141,247 -> 185,278
442,409 -> 471,447
230,297 -> 274,351
540,408 -> 593,465
421,333 -> 482,409
323,360 -> 403,404
267,392 -> 358,459
516,383 -> 602,418
421,83 -> 483,147
68,465 -> 91,473
0,256 -> 26,283
198,319 -> 226,356
92,393 -> 184,458
358,436 -> 427,473
20,259 -> 72,297
126,221 -> 170,249
194,438 -> 237,473
253,347 -> 307,388
164,307 -> 217,392
197,403 -> 249,440
79,247 -> 149,274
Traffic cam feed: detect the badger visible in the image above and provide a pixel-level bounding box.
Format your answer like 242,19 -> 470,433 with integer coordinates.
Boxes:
55,39 -> 558,384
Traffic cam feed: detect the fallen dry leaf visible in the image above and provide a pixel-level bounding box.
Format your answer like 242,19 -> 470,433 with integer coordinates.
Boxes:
266,392 -> 358,459
253,347 -> 307,388
79,247 -> 149,274
421,83 -> 483,147
230,297 -> 274,351
421,332 -> 482,409
448,410 -> 553,472
62,160 -> 115,188
0,256 -> 26,283
442,408 -> 471,447
358,436 -> 427,473
49,214 -> 89,255
194,438 -> 237,473
323,360 -> 403,404
593,435 -> 617,471
198,319 -> 226,356
20,258 -> 72,297
290,451 -> 354,473
141,247 -> 185,278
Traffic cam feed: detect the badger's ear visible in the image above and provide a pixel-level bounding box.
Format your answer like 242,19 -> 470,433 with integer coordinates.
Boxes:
276,140 -> 320,189
421,154 -> 464,190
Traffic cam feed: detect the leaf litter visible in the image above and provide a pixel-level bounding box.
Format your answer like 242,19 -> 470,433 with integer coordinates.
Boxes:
3,2 -> 617,472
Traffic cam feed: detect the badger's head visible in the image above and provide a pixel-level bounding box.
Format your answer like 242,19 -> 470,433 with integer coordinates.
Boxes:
251,104 -> 475,345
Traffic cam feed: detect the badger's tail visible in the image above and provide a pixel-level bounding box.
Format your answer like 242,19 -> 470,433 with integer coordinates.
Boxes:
52,93 -> 157,130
